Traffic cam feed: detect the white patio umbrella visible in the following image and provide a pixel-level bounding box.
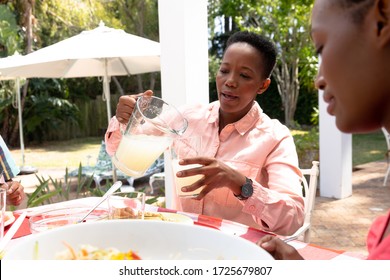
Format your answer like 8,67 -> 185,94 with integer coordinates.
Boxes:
0,21 -> 161,122
0,22 -> 160,175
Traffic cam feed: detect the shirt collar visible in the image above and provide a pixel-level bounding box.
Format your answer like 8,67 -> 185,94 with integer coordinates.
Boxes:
207,101 -> 263,135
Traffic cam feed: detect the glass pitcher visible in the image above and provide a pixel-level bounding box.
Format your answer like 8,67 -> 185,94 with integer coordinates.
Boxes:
112,95 -> 188,177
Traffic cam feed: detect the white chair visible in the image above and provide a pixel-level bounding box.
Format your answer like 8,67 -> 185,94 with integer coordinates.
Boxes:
284,160 -> 320,243
381,127 -> 390,186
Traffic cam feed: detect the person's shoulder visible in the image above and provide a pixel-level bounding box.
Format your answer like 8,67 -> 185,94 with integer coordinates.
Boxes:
179,102 -> 214,117
257,111 -> 292,139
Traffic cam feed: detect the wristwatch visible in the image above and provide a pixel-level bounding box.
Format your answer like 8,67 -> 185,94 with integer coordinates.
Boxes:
234,177 -> 253,200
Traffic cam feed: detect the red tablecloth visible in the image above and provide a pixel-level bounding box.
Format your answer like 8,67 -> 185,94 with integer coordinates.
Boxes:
11,197 -> 367,260
4,213 -> 31,238
155,207 -> 367,260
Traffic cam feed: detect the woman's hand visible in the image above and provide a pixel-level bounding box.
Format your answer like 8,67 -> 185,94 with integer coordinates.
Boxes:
116,90 -> 153,125
5,180 -> 25,206
256,235 -> 304,260
176,157 -> 246,199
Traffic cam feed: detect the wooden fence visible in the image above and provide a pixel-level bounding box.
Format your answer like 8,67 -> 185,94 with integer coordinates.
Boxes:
45,94 -> 121,141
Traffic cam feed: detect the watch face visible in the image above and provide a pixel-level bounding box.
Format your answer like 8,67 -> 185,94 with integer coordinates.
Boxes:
241,181 -> 253,198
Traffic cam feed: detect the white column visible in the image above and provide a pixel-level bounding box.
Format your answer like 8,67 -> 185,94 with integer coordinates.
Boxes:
158,0 -> 209,208
319,89 -> 352,198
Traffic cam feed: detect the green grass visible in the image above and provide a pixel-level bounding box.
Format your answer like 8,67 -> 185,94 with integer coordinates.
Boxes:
352,130 -> 387,166
292,128 -> 387,168
9,137 -> 102,169
8,130 -> 389,170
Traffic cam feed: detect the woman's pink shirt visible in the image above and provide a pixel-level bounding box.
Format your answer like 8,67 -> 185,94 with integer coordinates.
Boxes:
105,101 -> 304,235
367,211 -> 390,259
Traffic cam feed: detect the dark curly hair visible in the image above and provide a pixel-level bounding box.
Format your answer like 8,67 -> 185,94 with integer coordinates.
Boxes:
225,31 -> 277,78
338,0 -> 375,24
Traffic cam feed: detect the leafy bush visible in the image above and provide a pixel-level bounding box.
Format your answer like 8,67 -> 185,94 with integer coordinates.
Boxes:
27,167 -> 94,207
27,165 -> 160,207
292,127 -> 319,168
23,93 -> 81,143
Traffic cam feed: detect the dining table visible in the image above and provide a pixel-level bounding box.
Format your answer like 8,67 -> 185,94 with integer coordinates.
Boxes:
5,196 -> 367,260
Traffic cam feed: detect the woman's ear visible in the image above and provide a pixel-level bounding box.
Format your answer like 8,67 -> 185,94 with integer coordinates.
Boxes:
374,0 -> 390,47
257,78 -> 271,95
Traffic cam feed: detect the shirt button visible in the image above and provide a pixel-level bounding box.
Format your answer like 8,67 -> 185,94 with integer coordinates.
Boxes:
249,205 -> 256,212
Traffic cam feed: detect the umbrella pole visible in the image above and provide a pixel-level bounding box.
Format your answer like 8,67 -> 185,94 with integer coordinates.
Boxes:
16,78 -> 37,174
103,63 -> 117,183
103,76 -> 112,124
16,78 -> 25,166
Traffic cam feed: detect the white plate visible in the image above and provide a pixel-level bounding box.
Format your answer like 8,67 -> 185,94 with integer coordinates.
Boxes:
4,211 -> 15,227
3,220 -> 274,260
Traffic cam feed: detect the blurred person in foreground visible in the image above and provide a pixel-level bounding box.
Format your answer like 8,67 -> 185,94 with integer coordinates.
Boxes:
105,31 -> 305,235
0,136 -> 25,206
257,0 -> 390,260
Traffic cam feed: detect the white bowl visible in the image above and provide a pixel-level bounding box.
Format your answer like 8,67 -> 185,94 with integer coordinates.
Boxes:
4,220 -> 273,260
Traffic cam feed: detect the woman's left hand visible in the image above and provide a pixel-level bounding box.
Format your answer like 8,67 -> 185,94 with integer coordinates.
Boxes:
256,235 -> 304,260
176,157 -> 246,199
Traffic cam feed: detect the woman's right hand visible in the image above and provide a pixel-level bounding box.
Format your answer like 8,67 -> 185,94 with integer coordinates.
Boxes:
256,235 -> 304,260
5,180 -> 25,206
115,90 -> 153,125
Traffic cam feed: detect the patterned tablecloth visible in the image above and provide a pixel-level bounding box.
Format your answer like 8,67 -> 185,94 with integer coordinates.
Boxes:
10,197 -> 367,260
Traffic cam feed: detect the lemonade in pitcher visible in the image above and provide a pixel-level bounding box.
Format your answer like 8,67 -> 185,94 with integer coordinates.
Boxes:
112,134 -> 172,177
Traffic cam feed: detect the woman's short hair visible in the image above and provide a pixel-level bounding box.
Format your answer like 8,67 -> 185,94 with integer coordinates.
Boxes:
225,31 -> 277,78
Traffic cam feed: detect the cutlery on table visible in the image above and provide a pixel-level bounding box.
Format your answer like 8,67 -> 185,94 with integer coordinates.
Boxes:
282,235 -> 299,243
76,181 -> 122,223
0,211 -> 28,258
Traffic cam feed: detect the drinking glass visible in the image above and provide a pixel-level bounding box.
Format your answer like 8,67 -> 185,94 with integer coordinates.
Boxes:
171,136 -> 204,197
112,96 -> 188,178
107,191 -> 146,220
29,207 -> 108,234
0,188 -> 6,241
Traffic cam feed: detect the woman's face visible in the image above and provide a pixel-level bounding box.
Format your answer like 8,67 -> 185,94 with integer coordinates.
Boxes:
312,0 -> 389,133
216,42 -> 269,122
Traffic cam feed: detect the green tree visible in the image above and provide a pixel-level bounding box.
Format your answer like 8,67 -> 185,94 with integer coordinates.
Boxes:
115,0 -> 160,93
239,0 -> 317,127
34,0 -> 124,48
208,0 -> 318,127
0,3 -> 22,57
0,1 -> 126,144
0,2 -> 23,143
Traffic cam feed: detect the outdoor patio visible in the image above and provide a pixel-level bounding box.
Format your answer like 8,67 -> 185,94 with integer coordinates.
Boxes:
13,159 -> 390,256
311,160 -> 390,255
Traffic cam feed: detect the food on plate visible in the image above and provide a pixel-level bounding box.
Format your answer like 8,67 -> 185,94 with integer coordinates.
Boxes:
110,207 -> 143,219
4,211 -> 15,227
111,207 -> 136,219
144,211 -> 164,220
5,212 -> 10,222
55,242 -> 141,260
144,212 -> 193,224
110,210 -> 193,224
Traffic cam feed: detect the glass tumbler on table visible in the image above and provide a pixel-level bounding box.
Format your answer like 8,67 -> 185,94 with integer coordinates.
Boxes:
171,136 -> 204,197
107,191 -> 146,220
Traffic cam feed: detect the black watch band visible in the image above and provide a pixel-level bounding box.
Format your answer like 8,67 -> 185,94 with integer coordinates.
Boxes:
234,177 -> 253,200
